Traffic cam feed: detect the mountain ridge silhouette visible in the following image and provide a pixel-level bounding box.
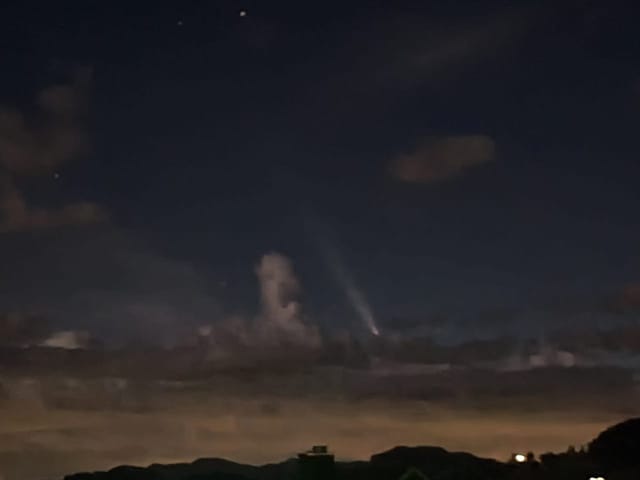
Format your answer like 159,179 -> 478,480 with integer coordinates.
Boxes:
63,418 -> 640,480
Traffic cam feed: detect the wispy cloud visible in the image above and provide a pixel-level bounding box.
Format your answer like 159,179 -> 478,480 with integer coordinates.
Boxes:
369,6 -> 533,89
389,135 -> 496,183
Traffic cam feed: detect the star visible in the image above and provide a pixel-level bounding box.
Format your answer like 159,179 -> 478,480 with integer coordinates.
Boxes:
177,20 -> 184,27
239,10 -> 247,17
53,172 -> 60,180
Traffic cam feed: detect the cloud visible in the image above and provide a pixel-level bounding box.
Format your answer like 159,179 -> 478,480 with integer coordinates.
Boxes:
195,253 -> 322,357
0,360 -> 636,479
255,253 -> 322,346
3,245 -> 639,479
0,70 -> 90,175
0,71 -> 106,233
40,331 -> 91,350
0,233 -> 318,354
255,253 -> 303,336
611,284 -> 640,312
551,325 -> 640,358
389,135 -> 496,183
0,312 -> 47,347
308,5 -> 534,105
0,177 -> 106,233
0,228 -> 220,345
0,321 -> 627,383
373,7 -> 533,90
1,299 -> 639,480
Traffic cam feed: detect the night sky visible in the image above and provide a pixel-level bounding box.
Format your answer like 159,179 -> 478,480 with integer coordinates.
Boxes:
1,1 -> 640,479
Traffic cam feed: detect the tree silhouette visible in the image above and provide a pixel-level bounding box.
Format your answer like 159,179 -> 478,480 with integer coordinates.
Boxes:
589,417 -> 640,470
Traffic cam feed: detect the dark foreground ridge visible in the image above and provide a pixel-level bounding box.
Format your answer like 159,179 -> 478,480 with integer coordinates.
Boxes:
65,418 -> 640,480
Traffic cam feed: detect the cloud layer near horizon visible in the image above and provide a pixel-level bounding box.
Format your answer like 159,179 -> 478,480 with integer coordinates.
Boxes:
1,240 -> 638,479
0,364 -> 636,480
2,250 -> 640,480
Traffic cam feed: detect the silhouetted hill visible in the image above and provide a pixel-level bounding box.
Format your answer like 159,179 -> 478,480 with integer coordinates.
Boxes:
147,458 -> 260,480
68,465 -> 160,480
65,448 -> 506,480
65,459 -> 257,480
64,418 -> 640,480
589,417 -> 640,470
370,446 -> 508,480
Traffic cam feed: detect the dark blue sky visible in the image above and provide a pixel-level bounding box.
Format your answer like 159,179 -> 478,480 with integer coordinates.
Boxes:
1,0 -> 639,342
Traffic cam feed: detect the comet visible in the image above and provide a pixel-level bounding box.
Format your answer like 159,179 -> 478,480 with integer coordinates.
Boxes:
318,239 -> 380,336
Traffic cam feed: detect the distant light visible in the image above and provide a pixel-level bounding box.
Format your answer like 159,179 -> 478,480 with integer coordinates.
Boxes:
514,454 -> 527,463
177,20 -> 183,27
589,477 -> 605,480
239,10 -> 247,17
53,172 -> 60,180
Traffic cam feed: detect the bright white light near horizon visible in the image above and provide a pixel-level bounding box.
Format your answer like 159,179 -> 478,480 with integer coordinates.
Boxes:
589,477 -> 605,480
514,454 -> 526,463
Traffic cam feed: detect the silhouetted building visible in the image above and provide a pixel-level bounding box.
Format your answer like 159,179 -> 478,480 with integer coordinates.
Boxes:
298,445 -> 335,480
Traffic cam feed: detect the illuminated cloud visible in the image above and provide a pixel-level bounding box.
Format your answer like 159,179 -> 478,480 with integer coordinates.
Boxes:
256,253 -> 304,337
40,330 -> 91,350
390,135 -> 496,184
197,253 -> 322,355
